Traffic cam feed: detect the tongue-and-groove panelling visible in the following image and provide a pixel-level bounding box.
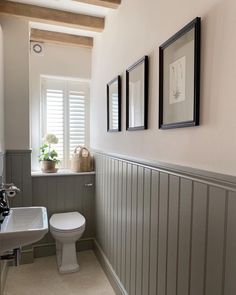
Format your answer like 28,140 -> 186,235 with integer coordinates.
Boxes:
0,152 -> 5,184
5,150 -> 32,207
0,152 -> 6,295
94,152 -> 236,295
5,150 -> 96,261
32,173 -> 95,242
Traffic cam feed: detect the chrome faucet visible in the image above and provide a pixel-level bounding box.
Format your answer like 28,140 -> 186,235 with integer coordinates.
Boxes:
0,183 -> 20,223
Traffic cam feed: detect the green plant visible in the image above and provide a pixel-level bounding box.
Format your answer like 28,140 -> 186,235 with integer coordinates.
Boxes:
38,134 -> 60,164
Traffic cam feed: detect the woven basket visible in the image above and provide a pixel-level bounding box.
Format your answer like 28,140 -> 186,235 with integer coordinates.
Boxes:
71,146 -> 93,173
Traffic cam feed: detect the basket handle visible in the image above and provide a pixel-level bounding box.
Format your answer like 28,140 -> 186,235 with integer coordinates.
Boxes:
74,145 -> 90,157
74,145 -> 83,154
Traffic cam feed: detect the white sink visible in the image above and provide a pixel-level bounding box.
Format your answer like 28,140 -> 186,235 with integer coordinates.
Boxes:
0,207 -> 48,254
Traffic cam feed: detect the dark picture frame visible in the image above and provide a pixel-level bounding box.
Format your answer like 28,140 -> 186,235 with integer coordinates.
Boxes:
126,56 -> 149,131
159,17 -> 201,129
107,75 -> 121,132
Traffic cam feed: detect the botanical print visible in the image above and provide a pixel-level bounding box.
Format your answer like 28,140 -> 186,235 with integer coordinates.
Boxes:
169,56 -> 186,104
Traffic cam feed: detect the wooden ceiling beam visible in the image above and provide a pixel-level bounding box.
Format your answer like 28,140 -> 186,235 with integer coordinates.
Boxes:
0,1 -> 105,32
73,0 -> 121,9
31,29 -> 93,48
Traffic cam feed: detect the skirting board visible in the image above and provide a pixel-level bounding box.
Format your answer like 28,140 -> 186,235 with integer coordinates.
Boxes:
20,238 -> 94,264
94,240 -> 127,295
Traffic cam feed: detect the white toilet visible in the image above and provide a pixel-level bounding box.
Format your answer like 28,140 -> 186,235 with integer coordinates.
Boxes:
49,211 -> 86,274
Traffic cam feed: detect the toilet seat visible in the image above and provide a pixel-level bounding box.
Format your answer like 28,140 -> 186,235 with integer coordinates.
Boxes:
50,212 -> 86,232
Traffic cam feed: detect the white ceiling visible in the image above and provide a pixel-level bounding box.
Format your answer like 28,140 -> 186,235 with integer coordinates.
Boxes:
8,0 -> 110,17
8,0 -> 111,36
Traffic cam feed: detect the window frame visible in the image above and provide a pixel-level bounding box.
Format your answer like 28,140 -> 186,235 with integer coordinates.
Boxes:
40,76 -> 90,168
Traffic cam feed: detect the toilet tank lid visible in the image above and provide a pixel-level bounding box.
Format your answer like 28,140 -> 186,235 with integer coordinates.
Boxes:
49,212 -> 85,231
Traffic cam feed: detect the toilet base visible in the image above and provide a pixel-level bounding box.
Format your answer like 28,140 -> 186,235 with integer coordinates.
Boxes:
59,264 -> 80,274
56,241 -> 80,274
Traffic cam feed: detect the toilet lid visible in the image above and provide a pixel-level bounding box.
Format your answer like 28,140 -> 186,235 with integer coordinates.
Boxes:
50,212 -> 85,231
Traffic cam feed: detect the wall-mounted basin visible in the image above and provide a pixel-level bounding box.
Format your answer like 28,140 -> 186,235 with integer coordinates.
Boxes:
0,207 -> 48,254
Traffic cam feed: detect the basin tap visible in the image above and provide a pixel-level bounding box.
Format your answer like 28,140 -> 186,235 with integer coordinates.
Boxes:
0,199 -> 10,216
0,196 -> 9,223
0,183 -> 20,221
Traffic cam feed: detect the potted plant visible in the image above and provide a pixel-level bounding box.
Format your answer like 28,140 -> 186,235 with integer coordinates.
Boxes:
39,134 -> 60,173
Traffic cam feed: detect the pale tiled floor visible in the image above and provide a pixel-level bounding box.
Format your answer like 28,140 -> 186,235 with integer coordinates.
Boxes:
4,250 -> 115,295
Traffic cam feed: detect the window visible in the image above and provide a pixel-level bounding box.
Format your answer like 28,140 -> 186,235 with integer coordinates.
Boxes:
41,77 -> 90,168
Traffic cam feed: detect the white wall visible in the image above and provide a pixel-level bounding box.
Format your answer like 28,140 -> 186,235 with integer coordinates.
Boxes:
0,15 -> 92,160
90,0 -> 236,176
0,16 -> 30,150
0,25 -> 4,153
30,42 -> 91,169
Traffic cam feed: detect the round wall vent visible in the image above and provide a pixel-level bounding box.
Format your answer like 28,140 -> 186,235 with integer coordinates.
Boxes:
33,43 -> 42,54
30,42 -> 44,56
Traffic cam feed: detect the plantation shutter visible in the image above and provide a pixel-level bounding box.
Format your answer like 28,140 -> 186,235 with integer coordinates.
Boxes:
68,81 -> 86,158
42,79 -> 64,161
41,78 -> 89,168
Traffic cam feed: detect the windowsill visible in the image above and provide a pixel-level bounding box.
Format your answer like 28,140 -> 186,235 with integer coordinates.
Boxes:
31,169 -> 95,177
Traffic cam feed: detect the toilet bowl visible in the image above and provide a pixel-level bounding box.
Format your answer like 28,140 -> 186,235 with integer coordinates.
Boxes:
49,212 -> 86,274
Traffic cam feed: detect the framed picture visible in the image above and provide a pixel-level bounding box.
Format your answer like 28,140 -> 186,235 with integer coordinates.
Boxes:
159,17 -> 201,129
107,76 -> 121,132
126,56 -> 149,131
